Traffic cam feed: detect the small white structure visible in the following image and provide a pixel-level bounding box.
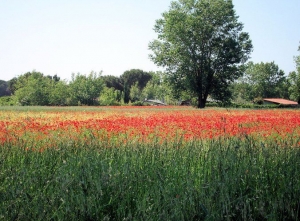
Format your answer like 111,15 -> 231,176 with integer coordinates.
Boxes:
143,99 -> 167,106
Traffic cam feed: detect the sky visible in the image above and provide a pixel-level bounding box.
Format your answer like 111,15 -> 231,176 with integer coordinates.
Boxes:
0,0 -> 299,82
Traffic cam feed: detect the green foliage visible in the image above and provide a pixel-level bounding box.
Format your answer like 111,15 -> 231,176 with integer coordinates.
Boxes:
205,101 -> 281,109
14,71 -> 52,105
0,96 -> 15,106
11,71 -> 68,106
101,75 -> 123,91
48,80 -> 69,106
7,78 -> 18,95
288,71 -> 300,104
149,0 -> 252,108
0,80 -> 11,97
141,72 -> 164,100
5,70 -> 160,106
253,97 -> 264,105
131,100 -> 145,106
1,136 -> 300,220
129,82 -> 141,102
47,74 -> 60,82
141,81 -> 156,101
237,62 -> 288,101
120,69 -> 152,103
288,44 -> 300,104
99,86 -> 121,106
121,69 -> 152,90
125,71 -> 178,105
69,72 -> 104,106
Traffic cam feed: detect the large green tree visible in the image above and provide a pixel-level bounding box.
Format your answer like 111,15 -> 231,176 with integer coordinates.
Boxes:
149,0 -> 252,108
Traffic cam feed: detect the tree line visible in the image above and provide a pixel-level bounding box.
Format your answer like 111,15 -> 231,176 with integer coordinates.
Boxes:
0,69 -> 176,106
232,59 -> 300,104
1,0 -> 300,107
0,55 -> 300,107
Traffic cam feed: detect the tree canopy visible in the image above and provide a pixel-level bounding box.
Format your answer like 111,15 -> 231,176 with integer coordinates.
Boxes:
14,71 -> 53,105
0,80 -> 11,97
69,72 -> 104,106
233,61 -> 288,101
288,43 -> 300,104
120,69 -> 152,103
149,0 -> 252,108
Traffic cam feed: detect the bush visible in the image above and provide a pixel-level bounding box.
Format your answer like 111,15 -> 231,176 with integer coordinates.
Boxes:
0,96 -> 15,106
253,97 -> 264,105
131,101 -> 144,106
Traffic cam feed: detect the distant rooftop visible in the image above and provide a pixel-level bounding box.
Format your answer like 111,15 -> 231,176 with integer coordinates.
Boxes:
263,98 -> 298,105
144,99 -> 167,106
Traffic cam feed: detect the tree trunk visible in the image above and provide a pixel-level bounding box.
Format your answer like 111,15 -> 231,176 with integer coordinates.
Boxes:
197,96 -> 206,108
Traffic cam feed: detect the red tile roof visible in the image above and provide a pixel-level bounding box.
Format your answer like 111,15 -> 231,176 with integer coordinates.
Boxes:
263,98 -> 298,105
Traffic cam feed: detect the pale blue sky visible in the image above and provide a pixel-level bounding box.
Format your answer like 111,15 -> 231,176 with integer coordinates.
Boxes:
0,0 -> 299,81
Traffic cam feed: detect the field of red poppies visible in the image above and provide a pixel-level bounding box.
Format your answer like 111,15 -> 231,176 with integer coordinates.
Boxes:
1,106 -> 300,220
1,106 -> 300,147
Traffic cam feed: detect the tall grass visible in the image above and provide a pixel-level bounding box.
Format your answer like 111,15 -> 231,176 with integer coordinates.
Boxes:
1,135 -> 300,220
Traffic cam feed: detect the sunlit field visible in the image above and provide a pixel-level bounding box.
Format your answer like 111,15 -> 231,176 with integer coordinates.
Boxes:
1,106 -> 300,220
1,106 -> 300,147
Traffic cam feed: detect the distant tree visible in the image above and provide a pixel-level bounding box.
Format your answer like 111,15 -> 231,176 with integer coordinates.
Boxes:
46,74 -> 60,82
12,71 -> 65,105
278,78 -> 291,100
288,44 -> 300,103
120,69 -> 152,103
99,86 -> 121,106
141,72 -> 167,101
69,71 -> 104,105
14,71 -> 51,105
230,80 -> 253,102
101,75 -> 123,91
0,80 -> 11,97
48,80 -> 69,106
242,62 -> 287,100
288,72 -> 300,104
129,82 -> 142,102
8,78 -> 18,95
0,96 -> 15,106
141,81 -> 158,101
149,0 -> 252,108
14,71 -> 44,91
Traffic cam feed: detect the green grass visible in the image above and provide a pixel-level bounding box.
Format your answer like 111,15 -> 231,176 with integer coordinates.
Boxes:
1,136 -> 300,220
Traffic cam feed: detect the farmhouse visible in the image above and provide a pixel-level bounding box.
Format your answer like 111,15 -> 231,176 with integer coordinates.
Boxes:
263,98 -> 298,106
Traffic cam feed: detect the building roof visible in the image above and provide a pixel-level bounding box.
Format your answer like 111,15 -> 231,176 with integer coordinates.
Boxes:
263,98 -> 298,105
144,99 -> 167,105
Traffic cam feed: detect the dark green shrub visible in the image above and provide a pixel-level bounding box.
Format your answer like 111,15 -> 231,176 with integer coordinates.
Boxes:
253,97 -> 264,105
0,96 -> 15,106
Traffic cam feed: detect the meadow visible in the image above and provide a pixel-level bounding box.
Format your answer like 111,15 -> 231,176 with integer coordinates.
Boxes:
1,106 -> 300,220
